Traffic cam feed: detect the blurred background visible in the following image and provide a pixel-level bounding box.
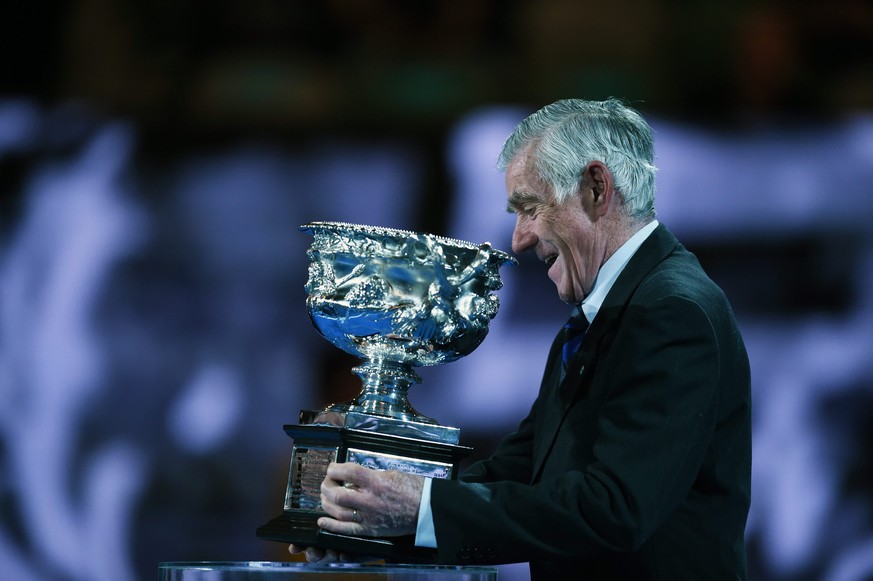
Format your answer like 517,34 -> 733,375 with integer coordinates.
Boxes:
1,1 -> 872,580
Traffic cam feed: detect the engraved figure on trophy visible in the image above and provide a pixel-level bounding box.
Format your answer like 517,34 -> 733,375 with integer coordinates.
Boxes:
257,221 -> 515,560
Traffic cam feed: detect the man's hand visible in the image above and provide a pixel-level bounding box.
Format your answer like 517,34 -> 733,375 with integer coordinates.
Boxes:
317,462 -> 424,537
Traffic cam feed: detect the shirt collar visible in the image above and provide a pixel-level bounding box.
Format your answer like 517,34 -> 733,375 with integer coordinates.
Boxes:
579,220 -> 659,324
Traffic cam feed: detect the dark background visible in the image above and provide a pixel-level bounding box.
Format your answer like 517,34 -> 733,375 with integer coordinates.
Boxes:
1,1 -> 872,580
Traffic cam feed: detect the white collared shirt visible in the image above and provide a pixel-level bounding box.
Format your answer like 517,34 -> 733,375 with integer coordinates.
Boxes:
579,219 -> 660,324
415,220 -> 660,548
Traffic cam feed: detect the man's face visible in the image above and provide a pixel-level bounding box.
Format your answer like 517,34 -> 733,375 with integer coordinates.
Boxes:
505,148 -> 606,304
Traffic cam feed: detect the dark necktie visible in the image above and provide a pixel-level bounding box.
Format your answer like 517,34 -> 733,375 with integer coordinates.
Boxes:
560,307 -> 589,382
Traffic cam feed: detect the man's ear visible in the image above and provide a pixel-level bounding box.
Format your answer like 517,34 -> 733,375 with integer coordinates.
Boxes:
586,161 -> 614,216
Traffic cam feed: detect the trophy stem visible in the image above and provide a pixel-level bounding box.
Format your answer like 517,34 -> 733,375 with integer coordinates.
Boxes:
326,359 -> 437,424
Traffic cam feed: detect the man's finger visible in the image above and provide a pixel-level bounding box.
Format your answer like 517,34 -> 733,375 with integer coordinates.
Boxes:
302,546 -> 343,563
302,546 -> 326,562
288,544 -> 305,555
321,499 -> 362,523
325,461 -> 369,486
321,468 -> 368,512
318,515 -> 365,537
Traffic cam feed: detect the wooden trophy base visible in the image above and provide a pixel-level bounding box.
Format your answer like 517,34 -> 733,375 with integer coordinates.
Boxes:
257,420 -> 470,563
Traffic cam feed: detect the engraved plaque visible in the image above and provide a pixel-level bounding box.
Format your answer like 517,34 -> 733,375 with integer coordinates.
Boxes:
285,447 -> 338,511
346,449 -> 452,480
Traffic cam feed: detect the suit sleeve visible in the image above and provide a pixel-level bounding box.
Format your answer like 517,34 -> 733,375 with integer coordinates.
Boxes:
430,295 -> 723,564
460,402 -> 537,485
458,329 -> 563,485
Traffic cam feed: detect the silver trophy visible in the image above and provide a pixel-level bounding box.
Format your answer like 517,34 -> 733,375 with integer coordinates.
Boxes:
258,221 -> 515,560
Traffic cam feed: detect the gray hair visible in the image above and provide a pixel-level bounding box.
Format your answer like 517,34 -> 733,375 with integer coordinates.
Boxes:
497,98 -> 657,219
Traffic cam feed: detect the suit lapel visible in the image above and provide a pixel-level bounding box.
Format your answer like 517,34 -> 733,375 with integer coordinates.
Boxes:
531,225 -> 681,482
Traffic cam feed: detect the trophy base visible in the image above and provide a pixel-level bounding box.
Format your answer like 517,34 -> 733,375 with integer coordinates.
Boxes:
257,420 -> 471,561
256,512 -> 436,563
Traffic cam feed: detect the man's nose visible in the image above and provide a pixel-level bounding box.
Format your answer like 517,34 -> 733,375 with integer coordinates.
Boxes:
511,216 -> 536,254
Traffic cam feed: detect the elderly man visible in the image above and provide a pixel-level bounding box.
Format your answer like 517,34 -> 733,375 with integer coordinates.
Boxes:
292,98 -> 751,580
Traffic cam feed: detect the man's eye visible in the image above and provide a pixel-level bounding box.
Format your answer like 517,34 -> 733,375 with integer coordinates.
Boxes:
508,199 -> 539,217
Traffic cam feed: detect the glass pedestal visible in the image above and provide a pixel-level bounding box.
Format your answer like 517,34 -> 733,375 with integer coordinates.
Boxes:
158,562 -> 497,580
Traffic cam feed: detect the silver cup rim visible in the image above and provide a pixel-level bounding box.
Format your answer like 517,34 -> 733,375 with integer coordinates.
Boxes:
300,220 -> 517,265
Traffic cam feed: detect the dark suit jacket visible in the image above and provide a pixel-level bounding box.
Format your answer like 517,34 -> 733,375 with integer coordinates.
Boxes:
430,224 -> 752,580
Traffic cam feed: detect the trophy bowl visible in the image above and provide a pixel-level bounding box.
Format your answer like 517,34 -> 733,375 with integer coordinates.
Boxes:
302,221 -> 516,426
